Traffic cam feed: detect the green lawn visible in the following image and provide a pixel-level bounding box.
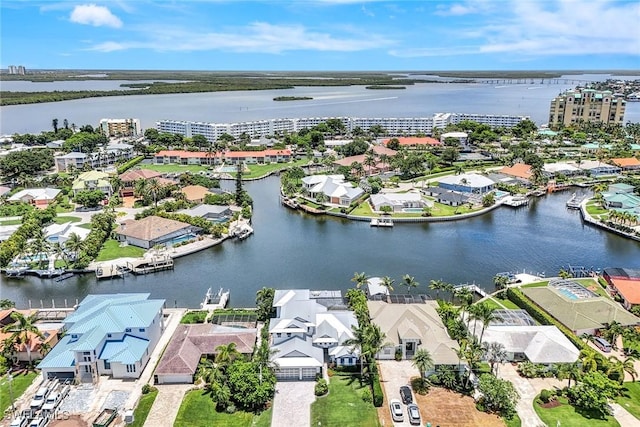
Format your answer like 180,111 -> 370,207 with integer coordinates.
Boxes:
174,390 -> 269,427
429,201 -> 477,216
0,371 -> 37,415
482,297 -> 520,310
586,202 -> 608,216
53,216 -> 82,224
180,310 -> 208,324
534,396 -> 620,427
350,201 -> 375,216
95,239 -> 146,261
130,389 -> 158,427
78,223 -> 93,229
522,278 -> 600,289
241,159 -> 309,179
310,373 -> 380,427
0,219 -> 22,226
503,413 -> 521,427
616,382 -> 640,421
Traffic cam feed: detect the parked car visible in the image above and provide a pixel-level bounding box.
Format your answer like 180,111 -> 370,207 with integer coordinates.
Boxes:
407,403 -> 421,425
399,385 -> 413,405
9,416 -> 28,427
29,386 -> 50,409
28,417 -> 48,427
42,392 -> 60,412
389,398 -> 404,422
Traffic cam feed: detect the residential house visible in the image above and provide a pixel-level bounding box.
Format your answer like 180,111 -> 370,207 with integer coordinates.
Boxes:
383,137 -> 442,149
55,145 -> 134,172
438,173 -> 495,194
334,145 -> 397,175
498,163 -> 533,184
543,162 -> 581,177
611,157 -> 640,171
44,222 -> 90,245
422,187 -> 469,206
178,204 -> 232,221
115,216 -> 198,249
369,192 -> 428,212
367,300 -> 462,373
269,289 -> 359,380
440,132 -> 468,147
574,160 -> 620,177
602,183 -> 640,213
0,310 -> 60,364
8,188 -> 61,208
119,169 -> 163,197
181,185 -> 212,203
154,324 -> 257,384
301,175 -> 364,206
603,268 -> 640,310
38,293 -> 165,382
153,149 -> 291,166
72,171 -> 112,197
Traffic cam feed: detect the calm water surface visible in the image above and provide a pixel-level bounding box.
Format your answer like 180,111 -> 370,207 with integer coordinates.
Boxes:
1,178 -> 638,308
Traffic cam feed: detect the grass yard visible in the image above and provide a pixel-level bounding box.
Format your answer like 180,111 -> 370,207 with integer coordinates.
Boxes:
482,297 -> 520,310
616,382 -> 640,421
0,219 -> 22,226
174,390 -> 268,427
77,223 -> 93,229
534,396 -> 620,427
586,201 -> 608,216
180,310 -> 208,324
503,414 -> 521,427
241,159 -> 309,179
310,373 -> 380,427
0,371 -> 37,415
350,201 -> 375,216
129,389 -> 158,427
430,201 -> 477,216
53,216 -> 82,224
95,239 -> 146,261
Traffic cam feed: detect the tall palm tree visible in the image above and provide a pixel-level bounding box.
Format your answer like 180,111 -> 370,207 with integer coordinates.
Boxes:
622,356 -> 637,382
429,279 -> 444,299
558,361 -> 582,388
442,282 -> 455,302
364,151 -> 377,176
215,342 -> 242,367
412,348 -> 434,383
351,272 -> 369,289
607,356 -> 626,384
602,321 -> 624,350
493,275 -> 509,291
580,349 -> 599,373
402,274 -> 419,293
483,341 -> 507,375
478,303 -> 501,345
134,178 -> 149,202
64,233 -> 84,262
2,311 -> 44,365
380,276 -> 395,297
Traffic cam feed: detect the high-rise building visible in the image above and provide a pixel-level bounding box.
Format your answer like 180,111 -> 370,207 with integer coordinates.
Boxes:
548,89 -> 626,129
99,118 -> 142,137
7,65 -> 26,75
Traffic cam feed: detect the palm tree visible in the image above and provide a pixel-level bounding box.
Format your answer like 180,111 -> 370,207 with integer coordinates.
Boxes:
134,178 -> 149,202
146,178 -> 163,208
351,272 -> 369,289
483,341 -> 507,375
64,233 -> 84,262
602,321 -> 624,350
51,242 -> 68,269
253,342 -> 279,384
429,279 -> 444,299
215,342 -> 241,367
344,324 -> 369,376
607,356 -> 626,384
380,276 -> 395,296
493,275 -> 509,291
580,349 -> 599,373
402,274 -> 419,293
622,356 -> 637,382
364,151 -> 377,176
2,311 -> 44,365
558,361 -> 582,388
478,304 -> 500,344
412,348 -> 434,383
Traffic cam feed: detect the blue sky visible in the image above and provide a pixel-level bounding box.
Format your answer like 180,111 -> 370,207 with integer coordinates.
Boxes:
1,0 -> 639,71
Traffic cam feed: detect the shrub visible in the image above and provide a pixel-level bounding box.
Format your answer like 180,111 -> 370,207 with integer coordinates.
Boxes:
314,378 -> 328,396
539,389 -> 552,403
116,156 -> 145,174
361,388 -> 373,404
141,383 -> 152,394
410,377 -> 429,395
225,404 -> 236,414
371,374 -> 384,407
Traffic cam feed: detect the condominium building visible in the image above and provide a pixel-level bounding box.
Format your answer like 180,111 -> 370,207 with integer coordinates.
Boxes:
99,118 -> 142,137
548,89 -> 626,129
157,113 -> 527,142
7,65 -> 26,75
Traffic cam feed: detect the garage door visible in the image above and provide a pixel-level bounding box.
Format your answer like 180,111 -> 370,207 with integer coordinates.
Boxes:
276,368 -> 300,380
301,368 -> 317,380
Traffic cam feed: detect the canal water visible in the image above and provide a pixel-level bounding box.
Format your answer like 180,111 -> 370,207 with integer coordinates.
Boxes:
1,178 -> 639,308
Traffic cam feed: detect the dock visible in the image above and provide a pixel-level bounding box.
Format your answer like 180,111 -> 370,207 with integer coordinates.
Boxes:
201,287 -> 230,310
566,193 -> 583,209
128,256 -> 174,275
454,283 -> 488,298
370,217 -> 394,227
95,264 -> 128,279
502,195 -> 529,207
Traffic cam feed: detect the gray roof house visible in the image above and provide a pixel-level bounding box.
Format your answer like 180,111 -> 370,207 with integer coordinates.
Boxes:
178,204 -> 232,220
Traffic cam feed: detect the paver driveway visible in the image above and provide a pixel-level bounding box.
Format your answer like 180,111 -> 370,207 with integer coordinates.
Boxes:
271,381 -> 315,427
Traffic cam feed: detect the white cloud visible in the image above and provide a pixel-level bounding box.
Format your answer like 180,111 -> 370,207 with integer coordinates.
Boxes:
88,22 -> 393,53
70,4 -> 122,28
435,3 -> 478,16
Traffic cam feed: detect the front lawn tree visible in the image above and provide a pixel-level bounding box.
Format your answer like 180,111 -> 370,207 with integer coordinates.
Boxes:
227,360 -> 276,411
75,190 -> 105,209
477,374 -> 519,419
568,371 -> 621,417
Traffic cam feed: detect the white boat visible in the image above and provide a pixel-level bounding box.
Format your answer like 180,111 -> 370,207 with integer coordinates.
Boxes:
236,225 -> 254,240
370,217 -> 394,227
201,287 -> 230,310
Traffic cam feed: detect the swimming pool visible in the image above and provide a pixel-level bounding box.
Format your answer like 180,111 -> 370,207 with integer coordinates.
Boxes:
494,190 -> 510,199
402,208 -> 424,213
558,288 -> 579,300
217,166 -> 238,173
170,233 -> 197,245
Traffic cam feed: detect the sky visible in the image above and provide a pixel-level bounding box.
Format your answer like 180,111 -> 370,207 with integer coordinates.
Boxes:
1,0 -> 639,71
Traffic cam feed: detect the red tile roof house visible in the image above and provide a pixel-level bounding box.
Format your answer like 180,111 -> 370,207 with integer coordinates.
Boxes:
603,268 -> 640,310
611,157 -> 640,171
154,324 -> 257,384
119,169 -> 162,197
153,149 -> 292,166
115,216 -> 198,249
382,137 -> 442,149
334,145 -> 397,176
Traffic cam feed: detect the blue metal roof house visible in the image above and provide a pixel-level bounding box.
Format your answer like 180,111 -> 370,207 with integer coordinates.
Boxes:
38,294 -> 165,382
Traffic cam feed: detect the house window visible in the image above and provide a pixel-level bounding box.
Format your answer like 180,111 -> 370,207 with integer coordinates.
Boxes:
107,334 -> 112,338
126,328 -> 132,333
276,333 -> 281,338
126,364 -> 136,373
104,361 -> 111,370
286,333 -> 291,337
71,334 -> 78,339
139,328 -> 145,332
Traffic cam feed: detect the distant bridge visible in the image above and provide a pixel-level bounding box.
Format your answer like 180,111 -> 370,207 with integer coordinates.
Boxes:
474,78 -> 593,85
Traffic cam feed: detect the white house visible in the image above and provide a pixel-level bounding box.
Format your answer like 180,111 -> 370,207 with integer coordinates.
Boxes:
8,188 -> 61,208
301,175 -> 364,206
369,192 -> 428,212
438,173 -> 495,194
269,289 -> 359,380
38,293 -> 165,382
44,222 -> 90,245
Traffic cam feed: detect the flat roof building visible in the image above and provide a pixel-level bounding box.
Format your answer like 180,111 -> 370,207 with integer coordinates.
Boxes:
549,89 -> 626,129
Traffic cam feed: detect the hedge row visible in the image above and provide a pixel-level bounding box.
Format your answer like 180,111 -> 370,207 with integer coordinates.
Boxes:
371,374 -> 384,407
116,155 -> 145,174
506,287 -> 586,351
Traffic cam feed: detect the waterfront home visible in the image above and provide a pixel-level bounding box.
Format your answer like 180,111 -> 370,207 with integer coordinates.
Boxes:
72,171 -> 112,197
54,145 -> 133,173
180,185 -> 211,203
154,324 -> 257,384
603,268 -> 640,311
301,174 -> 364,206
269,289 -> 359,380
370,192 -> 428,212
611,157 -> 640,171
438,173 -> 495,194
223,149 -> 292,165
115,216 -> 199,249
542,162 -> 581,177
383,136 -> 442,149
0,309 -> 60,363
580,143 -> 640,154
367,300 -> 461,373
333,145 -> 397,175
178,204 -> 232,221
7,188 -> 61,208
422,187 -> 470,206
0,225 -> 19,243
602,183 -> 640,212
153,149 -> 292,166
365,277 -> 390,298
574,160 -> 621,177
38,293 -> 165,382
521,279 -> 640,335
498,163 -> 533,184
44,222 -> 90,245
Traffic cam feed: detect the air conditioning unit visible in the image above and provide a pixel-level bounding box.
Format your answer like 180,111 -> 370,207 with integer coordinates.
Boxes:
124,410 -> 134,424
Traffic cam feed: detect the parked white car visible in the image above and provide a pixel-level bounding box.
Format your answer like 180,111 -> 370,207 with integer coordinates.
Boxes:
29,386 -> 50,410
389,398 -> 404,422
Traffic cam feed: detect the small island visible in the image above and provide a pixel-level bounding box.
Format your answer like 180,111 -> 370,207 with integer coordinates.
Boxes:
365,85 -> 406,90
273,96 -> 313,101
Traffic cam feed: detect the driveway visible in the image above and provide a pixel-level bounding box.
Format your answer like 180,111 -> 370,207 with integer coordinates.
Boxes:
378,360 -> 421,427
271,382 -> 316,427
143,384 -> 191,427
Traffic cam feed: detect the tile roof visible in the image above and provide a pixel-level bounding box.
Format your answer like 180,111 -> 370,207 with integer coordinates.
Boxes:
115,216 -> 192,242
181,185 -> 211,202
609,278 -> 640,305
611,158 -> 640,167
439,173 -> 495,189
119,169 -> 162,182
154,324 -> 257,376
8,188 -> 61,202
499,163 -> 532,180
383,137 -> 442,146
